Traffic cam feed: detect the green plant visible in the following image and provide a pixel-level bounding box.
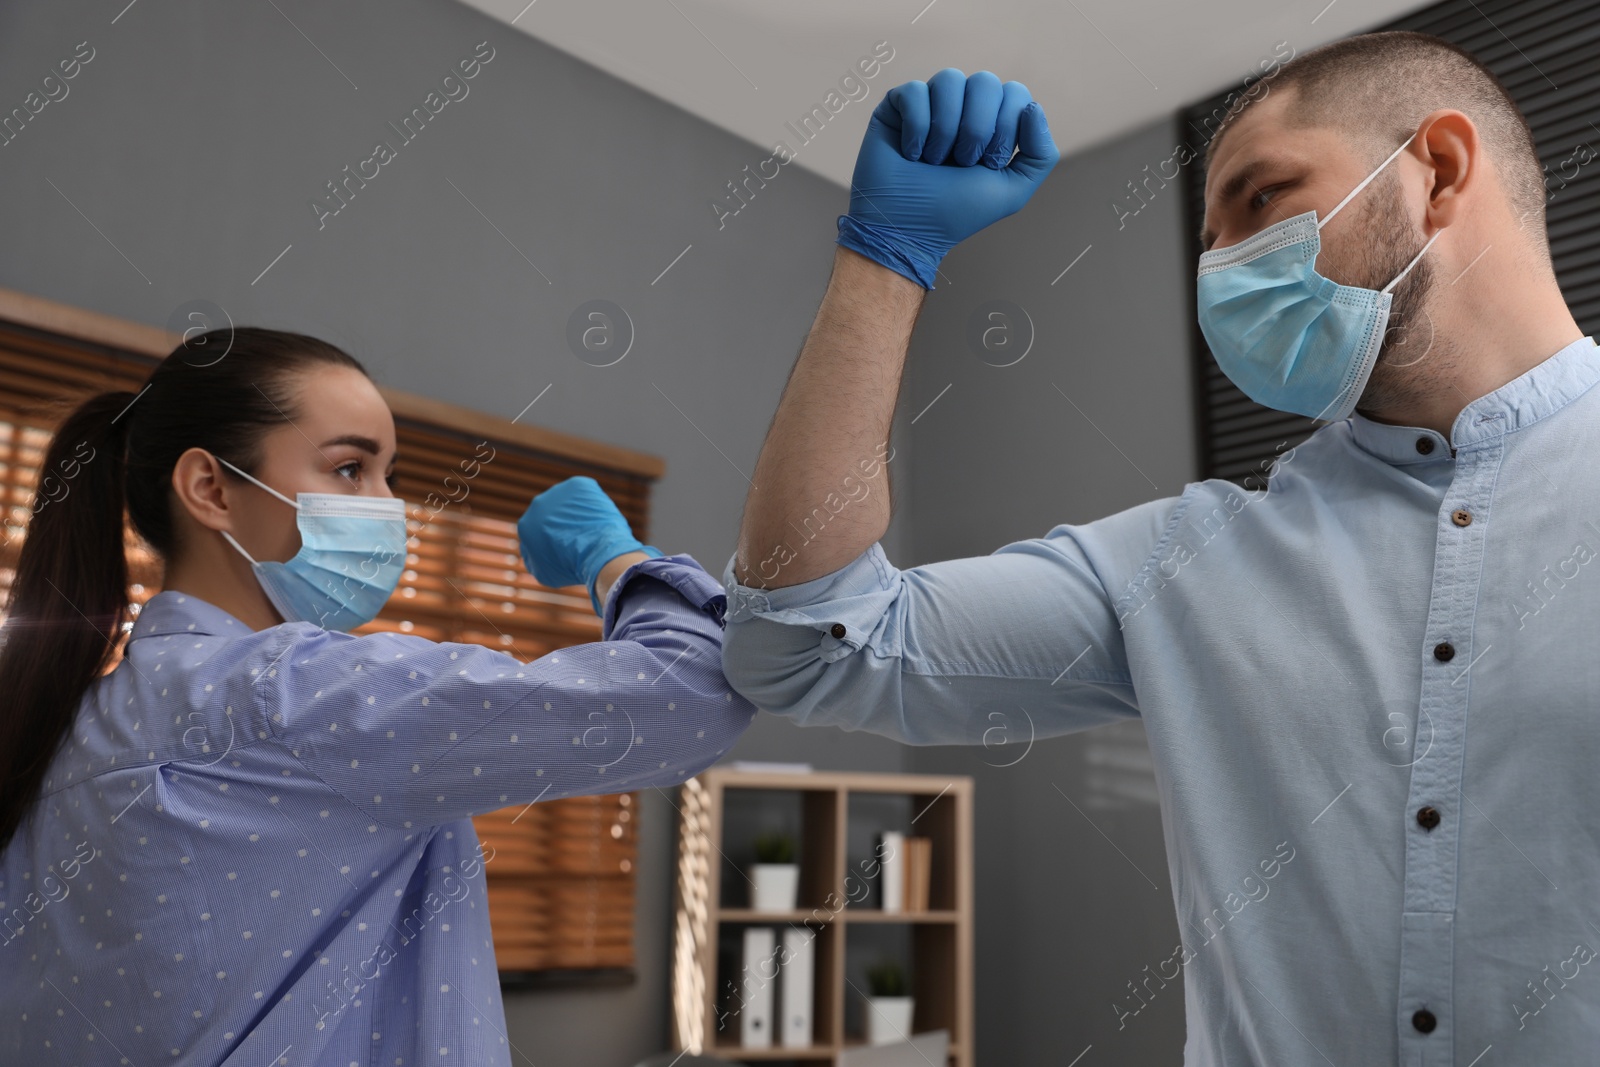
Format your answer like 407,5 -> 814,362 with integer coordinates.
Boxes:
866,961 -> 908,998
754,831 -> 796,865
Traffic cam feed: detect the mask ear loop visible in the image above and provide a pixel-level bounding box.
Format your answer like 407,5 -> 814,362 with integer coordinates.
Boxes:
1318,132 -> 1418,231
1381,228 -> 1441,295
219,530 -> 259,565
1376,227 -> 1444,371
215,455 -> 301,510
214,455 -> 301,565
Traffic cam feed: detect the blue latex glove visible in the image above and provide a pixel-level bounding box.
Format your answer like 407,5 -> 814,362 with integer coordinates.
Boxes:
837,68 -> 1060,289
516,475 -> 663,616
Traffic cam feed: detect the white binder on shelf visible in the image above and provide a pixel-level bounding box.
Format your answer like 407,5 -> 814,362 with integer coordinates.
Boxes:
780,927 -> 814,1048
880,831 -> 905,912
740,926 -> 776,1049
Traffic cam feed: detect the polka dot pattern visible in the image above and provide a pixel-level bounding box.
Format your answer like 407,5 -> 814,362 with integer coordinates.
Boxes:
5,555 -> 750,1065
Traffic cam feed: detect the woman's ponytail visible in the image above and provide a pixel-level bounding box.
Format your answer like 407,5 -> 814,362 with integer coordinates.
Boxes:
0,327 -> 366,856
0,390 -> 137,850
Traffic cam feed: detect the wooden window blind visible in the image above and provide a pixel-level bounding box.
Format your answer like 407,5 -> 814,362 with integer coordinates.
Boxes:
0,293 -> 661,981
1182,0 -> 1600,484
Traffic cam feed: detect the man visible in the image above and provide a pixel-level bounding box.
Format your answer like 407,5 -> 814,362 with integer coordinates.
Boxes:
719,31 -> 1600,1065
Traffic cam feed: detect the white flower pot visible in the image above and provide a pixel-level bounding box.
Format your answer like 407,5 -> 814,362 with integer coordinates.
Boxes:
865,995 -> 915,1045
750,863 -> 799,912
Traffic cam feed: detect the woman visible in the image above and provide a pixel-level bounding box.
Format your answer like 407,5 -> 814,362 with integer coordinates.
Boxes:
0,328 -> 755,1064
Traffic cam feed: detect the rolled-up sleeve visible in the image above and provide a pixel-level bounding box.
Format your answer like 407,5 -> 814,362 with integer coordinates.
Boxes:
720,496 -> 1186,746
253,553 -> 755,828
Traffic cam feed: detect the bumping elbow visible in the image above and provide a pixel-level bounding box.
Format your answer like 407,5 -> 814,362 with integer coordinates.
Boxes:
719,617 -> 828,722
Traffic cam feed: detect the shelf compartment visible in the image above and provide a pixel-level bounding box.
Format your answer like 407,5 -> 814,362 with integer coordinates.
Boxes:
842,921 -> 963,1054
718,786 -> 843,913
711,917 -> 839,1056
845,786 -> 961,915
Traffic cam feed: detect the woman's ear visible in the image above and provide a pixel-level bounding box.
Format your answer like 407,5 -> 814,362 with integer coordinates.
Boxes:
170,448 -> 235,534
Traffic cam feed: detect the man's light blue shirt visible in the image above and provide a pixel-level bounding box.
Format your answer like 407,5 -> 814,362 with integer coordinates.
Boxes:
1,555 -> 754,1066
721,335 -> 1600,1065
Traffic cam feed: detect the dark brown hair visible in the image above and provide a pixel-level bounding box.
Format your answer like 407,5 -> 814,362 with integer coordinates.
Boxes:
1206,31 -> 1548,259
0,327 -> 367,852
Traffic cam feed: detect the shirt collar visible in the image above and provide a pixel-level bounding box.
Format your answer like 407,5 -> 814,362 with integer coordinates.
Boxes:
1347,334 -> 1600,465
128,589 -> 252,641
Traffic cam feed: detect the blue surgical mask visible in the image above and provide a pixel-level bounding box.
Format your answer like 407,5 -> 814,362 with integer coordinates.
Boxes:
1196,133 -> 1441,422
214,456 -> 409,631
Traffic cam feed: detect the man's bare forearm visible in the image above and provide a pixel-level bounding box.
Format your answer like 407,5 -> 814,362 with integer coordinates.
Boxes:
735,246 -> 927,588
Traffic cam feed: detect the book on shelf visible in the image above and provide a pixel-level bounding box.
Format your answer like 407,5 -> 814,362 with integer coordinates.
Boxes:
780,926 -> 814,1048
904,836 -> 933,912
740,926 -> 776,1048
880,832 -> 933,912
879,831 -> 905,912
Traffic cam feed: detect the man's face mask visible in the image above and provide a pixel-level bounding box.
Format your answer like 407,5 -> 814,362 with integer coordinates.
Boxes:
1196,132 -> 1441,422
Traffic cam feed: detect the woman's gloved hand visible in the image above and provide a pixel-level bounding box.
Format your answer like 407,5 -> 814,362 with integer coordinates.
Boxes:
516,476 -> 662,615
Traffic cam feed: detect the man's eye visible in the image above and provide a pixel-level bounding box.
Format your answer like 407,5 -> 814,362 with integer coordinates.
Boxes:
1250,186 -> 1279,210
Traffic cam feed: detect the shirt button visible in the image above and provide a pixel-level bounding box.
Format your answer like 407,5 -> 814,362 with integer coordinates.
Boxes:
1415,437 -> 1435,455
1412,1008 -> 1437,1034
1451,509 -> 1472,527
1416,806 -> 1441,830
829,623 -> 847,639
1433,642 -> 1455,662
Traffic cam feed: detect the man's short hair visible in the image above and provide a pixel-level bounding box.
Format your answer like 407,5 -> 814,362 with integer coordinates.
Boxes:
1206,31 -> 1548,256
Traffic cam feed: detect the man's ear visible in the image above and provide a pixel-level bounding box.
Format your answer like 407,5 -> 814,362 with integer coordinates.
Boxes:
1414,109 -> 1477,229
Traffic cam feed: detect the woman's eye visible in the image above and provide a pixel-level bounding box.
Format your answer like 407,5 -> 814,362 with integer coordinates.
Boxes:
336,461 -> 361,482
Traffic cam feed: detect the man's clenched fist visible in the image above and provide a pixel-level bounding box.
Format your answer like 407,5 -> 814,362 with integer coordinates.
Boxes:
837,68 -> 1060,289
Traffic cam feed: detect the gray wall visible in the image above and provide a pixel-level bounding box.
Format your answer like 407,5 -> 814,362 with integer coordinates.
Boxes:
0,0 -> 1194,1062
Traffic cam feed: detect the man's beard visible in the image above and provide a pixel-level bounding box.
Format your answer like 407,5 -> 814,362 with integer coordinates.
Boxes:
1341,172 -> 1457,420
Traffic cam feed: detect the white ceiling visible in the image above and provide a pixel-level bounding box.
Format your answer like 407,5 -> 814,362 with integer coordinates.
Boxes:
458,0 -> 1439,188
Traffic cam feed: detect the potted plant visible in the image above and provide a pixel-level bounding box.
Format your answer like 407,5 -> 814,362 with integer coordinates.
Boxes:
864,961 -> 914,1045
749,831 -> 800,912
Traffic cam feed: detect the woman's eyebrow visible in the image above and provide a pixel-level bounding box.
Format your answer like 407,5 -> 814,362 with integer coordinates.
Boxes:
319,433 -> 400,469
320,433 -> 384,455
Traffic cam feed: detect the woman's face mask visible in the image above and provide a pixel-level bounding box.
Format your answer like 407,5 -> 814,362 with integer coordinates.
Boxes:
214,454 -> 409,631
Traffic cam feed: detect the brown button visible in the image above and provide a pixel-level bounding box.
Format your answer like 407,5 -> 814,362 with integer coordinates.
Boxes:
1416,806 -> 1441,830
829,623 -> 847,639
1451,509 -> 1472,527
1416,437 -> 1435,455
1412,1008 -> 1437,1033
1433,642 -> 1455,662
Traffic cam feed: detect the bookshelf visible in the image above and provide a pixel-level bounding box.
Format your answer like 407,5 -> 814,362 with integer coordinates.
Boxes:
671,768 -> 975,1066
